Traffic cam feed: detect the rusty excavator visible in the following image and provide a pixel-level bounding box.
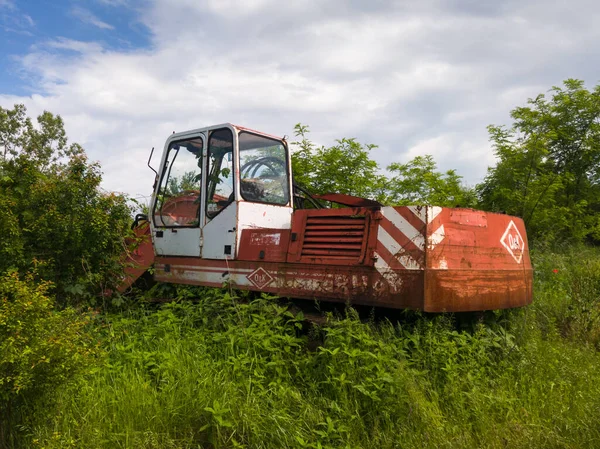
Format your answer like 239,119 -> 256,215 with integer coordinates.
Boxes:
121,124 -> 532,312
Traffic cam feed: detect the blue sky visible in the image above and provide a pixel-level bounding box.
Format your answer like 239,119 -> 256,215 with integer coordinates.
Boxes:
0,0 -> 150,94
1,0 -> 600,204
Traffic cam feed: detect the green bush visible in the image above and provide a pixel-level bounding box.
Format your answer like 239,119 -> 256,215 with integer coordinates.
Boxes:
0,104 -> 133,305
0,271 -> 102,447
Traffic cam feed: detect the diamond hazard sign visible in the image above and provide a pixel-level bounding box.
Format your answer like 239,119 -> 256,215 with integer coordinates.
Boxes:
500,220 -> 525,264
246,267 -> 274,289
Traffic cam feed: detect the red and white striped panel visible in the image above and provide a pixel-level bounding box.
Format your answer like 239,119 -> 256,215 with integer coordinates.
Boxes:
374,206 -> 445,288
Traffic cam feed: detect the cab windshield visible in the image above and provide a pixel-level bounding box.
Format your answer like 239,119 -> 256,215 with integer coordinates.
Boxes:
154,137 -> 203,227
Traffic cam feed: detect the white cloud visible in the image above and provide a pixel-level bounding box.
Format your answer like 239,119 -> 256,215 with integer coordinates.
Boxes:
2,0 -> 600,200
96,0 -> 130,5
46,38 -> 104,53
0,0 -> 35,34
71,6 -> 114,30
22,13 -> 34,26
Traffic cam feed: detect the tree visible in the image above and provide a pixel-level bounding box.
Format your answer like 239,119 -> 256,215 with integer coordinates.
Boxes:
0,104 -> 133,303
478,79 -> 600,244
167,171 -> 201,195
290,123 -> 474,207
385,155 -> 476,207
0,105 -> 123,444
291,124 -> 388,202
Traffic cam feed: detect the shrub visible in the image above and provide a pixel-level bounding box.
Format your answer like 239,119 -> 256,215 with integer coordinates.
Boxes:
0,104 -> 133,305
0,271 -> 101,447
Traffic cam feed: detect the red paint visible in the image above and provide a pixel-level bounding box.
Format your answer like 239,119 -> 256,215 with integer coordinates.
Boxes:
147,204 -> 533,312
118,221 -> 155,292
232,124 -> 285,142
312,193 -> 382,208
238,229 -> 290,262
287,207 -> 376,265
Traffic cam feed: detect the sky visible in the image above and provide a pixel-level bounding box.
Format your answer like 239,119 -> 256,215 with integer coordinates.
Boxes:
1,0 -> 599,207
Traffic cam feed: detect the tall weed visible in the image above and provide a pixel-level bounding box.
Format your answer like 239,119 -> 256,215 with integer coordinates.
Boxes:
529,246 -> 600,346
22,248 -> 600,448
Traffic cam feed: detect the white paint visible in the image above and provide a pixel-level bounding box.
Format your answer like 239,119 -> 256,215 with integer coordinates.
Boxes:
237,201 -> 292,229
437,258 -> 448,270
246,267 -> 274,288
152,227 -> 201,257
500,220 -> 524,264
250,232 -> 281,245
406,205 -> 442,224
157,265 -> 254,287
377,226 -> 421,270
202,203 -> 238,259
155,263 -> 254,273
407,206 -> 427,223
426,206 -> 443,223
427,225 -> 445,250
382,206 -> 425,250
508,234 -> 520,250
279,271 -> 368,295
378,225 -> 402,258
283,276 -> 333,293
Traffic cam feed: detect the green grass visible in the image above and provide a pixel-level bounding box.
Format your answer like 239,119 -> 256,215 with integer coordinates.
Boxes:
11,247 -> 600,448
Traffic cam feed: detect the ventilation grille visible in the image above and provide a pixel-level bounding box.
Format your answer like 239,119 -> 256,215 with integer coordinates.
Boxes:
300,215 -> 367,261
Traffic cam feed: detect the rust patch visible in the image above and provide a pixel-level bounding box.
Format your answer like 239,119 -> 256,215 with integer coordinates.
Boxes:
424,269 -> 533,312
449,210 -> 488,227
117,221 -> 155,292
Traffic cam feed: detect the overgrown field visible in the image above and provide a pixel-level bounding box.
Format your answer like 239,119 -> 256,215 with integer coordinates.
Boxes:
2,248 -> 598,449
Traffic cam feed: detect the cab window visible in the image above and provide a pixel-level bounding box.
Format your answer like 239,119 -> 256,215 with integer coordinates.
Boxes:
238,132 -> 289,205
206,128 -> 234,219
154,137 -> 203,227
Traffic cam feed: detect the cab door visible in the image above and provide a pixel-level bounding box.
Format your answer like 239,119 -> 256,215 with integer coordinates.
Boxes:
151,134 -> 204,257
201,127 -> 238,259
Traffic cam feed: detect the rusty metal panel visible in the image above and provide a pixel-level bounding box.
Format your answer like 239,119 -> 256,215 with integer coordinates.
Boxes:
424,208 -> 533,311
287,207 -> 375,265
424,269 -> 532,312
118,222 -> 155,292
425,208 -> 531,271
154,256 -> 425,310
153,206 -> 533,312
237,228 -> 290,262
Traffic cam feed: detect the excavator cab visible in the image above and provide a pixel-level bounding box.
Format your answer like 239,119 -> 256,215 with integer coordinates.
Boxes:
150,124 -> 293,261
